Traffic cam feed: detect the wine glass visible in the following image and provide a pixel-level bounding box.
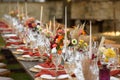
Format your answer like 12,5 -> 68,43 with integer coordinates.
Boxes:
38,45 -> 46,61
30,40 -> 37,53
64,62 -> 73,80
52,54 -> 62,79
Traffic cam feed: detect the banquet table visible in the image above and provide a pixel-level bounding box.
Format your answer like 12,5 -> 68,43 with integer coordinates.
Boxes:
0,19 -> 120,80
0,48 -> 39,80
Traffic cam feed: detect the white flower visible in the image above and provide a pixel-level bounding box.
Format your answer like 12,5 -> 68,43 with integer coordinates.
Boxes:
99,47 -> 106,53
51,47 -> 57,54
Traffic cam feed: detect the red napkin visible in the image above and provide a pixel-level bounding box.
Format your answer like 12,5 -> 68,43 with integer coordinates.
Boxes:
0,23 -> 8,28
35,69 -> 66,77
8,36 -> 19,40
23,51 -> 40,56
17,46 -> 30,51
1,29 -> 12,31
6,42 -> 24,46
38,61 -> 64,69
110,70 -> 120,76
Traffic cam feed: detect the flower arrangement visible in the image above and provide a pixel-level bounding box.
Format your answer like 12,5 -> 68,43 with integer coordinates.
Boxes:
99,47 -> 116,62
78,39 -> 88,50
51,28 -> 64,54
9,10 -> 18,17
42,29 -> 53,38
24,17 -> 37,29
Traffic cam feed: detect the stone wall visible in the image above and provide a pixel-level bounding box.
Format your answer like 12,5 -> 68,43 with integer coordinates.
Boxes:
0,1 -> 120,32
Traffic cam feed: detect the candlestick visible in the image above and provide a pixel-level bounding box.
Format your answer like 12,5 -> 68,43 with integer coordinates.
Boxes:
8,0 -> 11,13
17,1 -> 19,12
65,6 -> 67,49
97,36 -> 105,60
89,21 -> 92,58
53,16 -> 55,35
25,2 -> 28,18
22,7 -> 24,15
46,24 -> 49,32
40,6 -> 43,22
49,20 -> 52,31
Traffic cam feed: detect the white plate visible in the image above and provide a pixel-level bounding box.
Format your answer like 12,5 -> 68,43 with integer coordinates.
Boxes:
22,55 -> 31,58
110,76 -> 119,80
40,74 -> 69,80
16,49 -> 24,52
3,34 -> 17,37
34,65 -> 54,70
7,39 -> 20,42
97,76 -> 119,80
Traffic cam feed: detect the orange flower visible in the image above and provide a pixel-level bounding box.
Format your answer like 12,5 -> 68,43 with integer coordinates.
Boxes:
56,39 -> 61,43
58,50 -> 62,54
58,35 -> 64,40
82,30 -> 86,35
56,35 -> 63,43
31,23 -> 37,28
79,29 -> 86,35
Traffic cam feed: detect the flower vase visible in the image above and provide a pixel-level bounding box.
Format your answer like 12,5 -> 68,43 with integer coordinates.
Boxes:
99,64 -> 110,80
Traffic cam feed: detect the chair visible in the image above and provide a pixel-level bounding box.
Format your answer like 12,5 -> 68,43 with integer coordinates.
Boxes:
0,77 -> 14,80
0,68 -> 10,76
0,63 -> 7,68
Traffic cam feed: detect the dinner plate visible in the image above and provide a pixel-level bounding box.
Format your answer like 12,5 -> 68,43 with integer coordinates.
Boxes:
34,65 -> 54,70
13,51 -> 23,55
7,45 -> 21,49
17,56 -> 39,61
29,67 -> 40,73
40,74 -> 69,80
97,76 -> 119,80
3,34 -> 17,37
110,77 -> 119,80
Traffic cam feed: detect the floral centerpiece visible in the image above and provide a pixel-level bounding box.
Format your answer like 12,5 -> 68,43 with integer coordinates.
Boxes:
9,10 -> 18,17
51,28 -> 64,55
77,39 -> 88,51
24,17 -> 37,29
99,47 -> 116,63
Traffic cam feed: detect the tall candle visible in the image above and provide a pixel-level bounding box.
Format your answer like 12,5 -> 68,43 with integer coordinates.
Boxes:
89,21 -> 92,58
46,24 -> 49,32
49,20 -> 52,31
65,6 -> 67,49
97,36 -> 105,60
53,16 -> 55,34
17,1 -> 19,13
8,0 -> 11,13
25,2 -> 28,18
40,6 -> 43,22
21,7 -> 24,15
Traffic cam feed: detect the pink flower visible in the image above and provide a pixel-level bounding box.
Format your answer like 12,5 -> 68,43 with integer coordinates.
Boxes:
52,44 -> 57,48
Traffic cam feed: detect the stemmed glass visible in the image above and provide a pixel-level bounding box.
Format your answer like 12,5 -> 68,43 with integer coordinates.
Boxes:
64,61 -> 76,80
30,40 -> 37,53
109,48 -> 119,70
52,53 -> 62,79
38,45 -> 46,61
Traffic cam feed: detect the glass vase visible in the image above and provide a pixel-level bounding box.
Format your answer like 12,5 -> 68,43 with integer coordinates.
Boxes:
99,64 -> 110,80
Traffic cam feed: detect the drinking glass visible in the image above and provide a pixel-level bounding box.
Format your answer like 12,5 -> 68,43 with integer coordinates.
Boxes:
52,54 -> 62,79
30,40 -> 37,53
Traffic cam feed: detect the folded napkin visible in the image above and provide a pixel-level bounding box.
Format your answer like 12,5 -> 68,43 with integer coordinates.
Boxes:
17,46 -> 30,51
8,36 -> 19,40
23,51 -> 40,56
110,70 -> 120,76
38,61 -> 64,69
0,24 -> 8,28
1,29 -> 12,32
35,69 -> 66,77
6,42 -> 24,46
